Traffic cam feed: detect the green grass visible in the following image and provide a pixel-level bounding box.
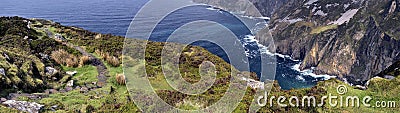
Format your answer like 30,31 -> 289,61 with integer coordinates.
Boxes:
310,24 -> 338,34
62,65 -> 98,86
91,52 -> 123,77
37,66 -> 137,112
40,77 -> 136,112
0,106 -> 19,113
48,26 -> 58,34
30,27 -> 47,39
34,50 -> 136,112
316,77 -> 400,112
148,72 -> 174,91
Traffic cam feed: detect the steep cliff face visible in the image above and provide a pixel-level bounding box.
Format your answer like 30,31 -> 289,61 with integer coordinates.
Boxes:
192,0 -> 290,17
193,0 -> 400,85
268,0 -> 400,85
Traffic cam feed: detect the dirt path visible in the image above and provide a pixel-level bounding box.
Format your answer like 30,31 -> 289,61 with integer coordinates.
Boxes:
45,28 -> 109,87
2,24 -> 114,113
70,44 -> 109,87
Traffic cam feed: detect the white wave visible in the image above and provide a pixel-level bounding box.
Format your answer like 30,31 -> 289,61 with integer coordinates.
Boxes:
241,29 -> 334,82
243,35 -> 259,43
242,34 -> 334,81
296,75 -> 306,82
240,15 -> 255,19
256,17 -> 270,20
242,35 -> 302,62
206,7 -> 218,11
291,62 -> 336,80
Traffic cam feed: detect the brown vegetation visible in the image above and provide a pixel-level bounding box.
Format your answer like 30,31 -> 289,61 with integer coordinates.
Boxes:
79,55 -> 92,67
115,73 -> 125,85
106,56 -> 120,67
96,49 -> 120,67
51,49 -> 81,67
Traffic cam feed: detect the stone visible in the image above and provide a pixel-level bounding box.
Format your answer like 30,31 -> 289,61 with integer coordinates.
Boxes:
39,53 -> 49,60
45,67 -> 58,76
58,89 -> 66,93
389,0 -> 397,14
66,71 -> 77,76
65,87 -> 73,92
49,89 -> 58,94
86,84 -> 95,89
80,87 -> 89,93
75,86 -> 81,90
2,100 -> 44,113
355,85 -> 367,90
383,75 -> 396,80
50,105 -> 58,111
95,34 -> 102,39
0,98 -> 7,102
66,80 -> 74,87
44,89 -> 50,94
3,53 -> 9,60
0,68 -> 5,76
54,34 -> 66,41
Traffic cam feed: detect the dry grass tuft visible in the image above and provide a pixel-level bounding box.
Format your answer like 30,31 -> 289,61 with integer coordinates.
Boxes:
79,55 -> 92,67
107,56 -> 120,67
115,73 -> 126,85
51,49 -> 80,67
95,49 -> 121,67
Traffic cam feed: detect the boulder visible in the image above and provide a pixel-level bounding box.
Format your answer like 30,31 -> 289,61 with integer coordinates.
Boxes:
2,100 -> 44,113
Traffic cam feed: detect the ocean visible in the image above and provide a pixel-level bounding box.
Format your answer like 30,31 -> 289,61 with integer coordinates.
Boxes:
0,0 -> 332,90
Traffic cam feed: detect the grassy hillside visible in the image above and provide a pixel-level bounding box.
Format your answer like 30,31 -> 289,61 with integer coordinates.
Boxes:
1,17 -> 399,112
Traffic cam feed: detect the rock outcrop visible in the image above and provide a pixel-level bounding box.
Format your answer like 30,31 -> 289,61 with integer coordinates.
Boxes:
2,100 -> 44,113
194,0 -> 400,85
267,0 -> 400,85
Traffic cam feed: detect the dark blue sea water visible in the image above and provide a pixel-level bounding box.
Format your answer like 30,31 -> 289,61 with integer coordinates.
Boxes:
0,0 -> 330,90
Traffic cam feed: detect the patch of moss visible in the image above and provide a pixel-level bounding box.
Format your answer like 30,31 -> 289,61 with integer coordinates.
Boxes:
310,24 -> 338,34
